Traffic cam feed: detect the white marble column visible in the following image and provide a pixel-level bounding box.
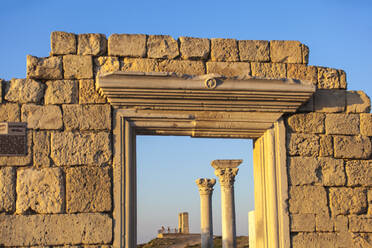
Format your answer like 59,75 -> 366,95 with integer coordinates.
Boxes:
212,159 -> 242,248
196,178 -> 216,248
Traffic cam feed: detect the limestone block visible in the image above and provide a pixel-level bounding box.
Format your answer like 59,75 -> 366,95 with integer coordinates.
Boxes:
147,35 -> 179,59
349,216 -> 372,232
79,79 -> 107,104
0,79 -> 2,103
0,132 -> 32,166
288,157 -> 320,185
289,185 -> 328,214
302,44 -> 310,64
298,95 -> 314,112
51,31 -> 77,55
0,213 -> 112,246
330,188 -> 367,215
334,215 -> 348,232
94,56 -> 120,76
210,38 -> 239,62
33,131 -> 51,167
21,104 -> 63,130
290,213 -> 315,232
5,78 -> 45,104
16,167 -> 64,214
319,135 -> 333,157
361,113 -> 372,136
122,58 -> 158,72
314,89 -> 346,112
339,69 -> 347,89
346,90 -> 371,113
334,135 -> 372,159
251,62 -> 286,79
238,40 -> 269,62
368,190 -> 372,215
325,113 -> 359,135
206,62 -> 251,77
62,104 -> 111,130
51,132 -> 111,166
179,37 -> 210,60
317,67 -> 345,89
0,103 -> 20,122
66,167 -> 111,213
45,80 -> 78,104
158,60 -> 205,75
287,113 -> 325,133
108,33 -> 146,57
345,160 -> 372,186
270,40 -> 303,63
292,233 -> 338,248
315,214 -> 333,232
78,33 -> 107,56
0,167 -> 15,212
27,55 -> 63,80
63,55 -> 93,79
287,64 -> 317,85
318,157 -> 345,186
287,133 -> 320,157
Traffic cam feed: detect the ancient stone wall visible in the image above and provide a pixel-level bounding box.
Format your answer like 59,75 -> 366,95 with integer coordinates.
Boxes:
0,31 -> 371,247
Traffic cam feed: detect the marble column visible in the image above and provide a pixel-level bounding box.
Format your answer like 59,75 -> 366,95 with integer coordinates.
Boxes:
212,159 -> 242,248
196,178 -> 216,248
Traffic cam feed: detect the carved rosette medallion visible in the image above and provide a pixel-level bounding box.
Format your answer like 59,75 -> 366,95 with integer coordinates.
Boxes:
195,178 -> 216,195
205,78 -> 217,89
214,168 -> 239,188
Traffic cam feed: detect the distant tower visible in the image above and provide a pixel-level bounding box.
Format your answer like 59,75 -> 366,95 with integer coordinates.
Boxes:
178,212 -> 190,234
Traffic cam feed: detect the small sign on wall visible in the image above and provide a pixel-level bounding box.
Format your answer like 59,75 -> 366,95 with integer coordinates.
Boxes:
0,122 -> 27,156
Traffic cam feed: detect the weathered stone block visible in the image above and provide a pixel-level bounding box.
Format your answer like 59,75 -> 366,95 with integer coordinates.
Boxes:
270,40 -> 303,63
345,160 -> 372,186
289,185 -> 328,214
0,167 -> 15,212
298,95 -> 314,112
287,133 -> 320,157
45,80 -> 78,104
317,67 -> 345,89
79,79 -> 107,104
334,135 -> 372,159
330,187 -> 367,215
51,132 -> 111,166
66,167 -> 111,213
360,113 -> 372,136
287,113 -> 325,133
0,103 -> 20,122
27,55 -> 63,80
62,104 -> 111,130
315,214 -> 333,232
290,213 -> 315,232
325,113 -> 359,135
292,233 -> 338,248
210,38 -> 239,62
346,91 -> 371,113
349,216 -> 372,232
289,157 -> 320,185
5,78 -> 45,103
51,31 -> 77,55
0,132 -> 32,166
287,64 -> 317,85
368,190 -> 372,215
238,40 -> 269,62
33,131 -> 51,167
63,55 -> 93,79
319,135 -> 333,157
251,62 -> 286,79
16,168 -> 64,214
108,34 -> 147,57
0,213 -> 112,246
147,35 -> 179,59
21,104 -> 63,130
302,44 -> 310,64
339,69 -> 347,89
314,89 -> 346,112
158,59 -> 205,75
122,58 -> 158,72
179,37 -> 210,60
334,215 -> 348,232
78,33 -> 107,56
206,62 -> 251,77
318,157 -> 345,186
94,56 -> 120,76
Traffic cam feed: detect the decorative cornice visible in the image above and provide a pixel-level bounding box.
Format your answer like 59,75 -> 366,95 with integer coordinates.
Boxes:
195,178 -> 216,195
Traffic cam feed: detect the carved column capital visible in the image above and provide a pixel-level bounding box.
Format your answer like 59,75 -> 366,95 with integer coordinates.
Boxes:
214,167 -> 239,187
195,178 -> 216,195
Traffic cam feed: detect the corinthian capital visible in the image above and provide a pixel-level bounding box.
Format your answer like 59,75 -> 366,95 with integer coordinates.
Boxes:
211,159 -> 242,187
195,178 -> 216,195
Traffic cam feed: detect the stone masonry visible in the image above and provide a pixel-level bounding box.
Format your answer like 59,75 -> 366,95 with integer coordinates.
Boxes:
0,31 -> 371,247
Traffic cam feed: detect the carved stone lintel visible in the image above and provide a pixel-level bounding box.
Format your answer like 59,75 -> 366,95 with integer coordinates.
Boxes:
214,168 -> 239,188
195,178 -> 216,195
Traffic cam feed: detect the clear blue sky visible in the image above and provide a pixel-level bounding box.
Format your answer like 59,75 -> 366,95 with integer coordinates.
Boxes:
1,0 -> 371,244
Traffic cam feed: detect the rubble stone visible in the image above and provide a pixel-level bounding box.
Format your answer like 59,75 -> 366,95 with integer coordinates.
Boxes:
51,31 -> 77,55
329,187 -> 367,215
251,62 -> 286,79
206,62 -> 251,77
79,79 -> 107,104
287,133 -> 320,157
27,55 -> 63,80
108,34 -> 146,57
270,40 -> 302,63
33,131 -> 51,167
94,56 -> 120,76
0,167 -> 15,212
314,89 -> 346,112
62,104 -> 111,130
16,168 -> 64,213
78,33 -> 107,56
360,113 -> 372,136
21,104 -> 62,130
147,35 -> 179,59
45,80 -> 78,104
0,103 -> 20,122
287,64 -> 317,84
345,160 -> 372,186
210,38 -> 239,62
325,113 -> 359,135
290,214 -> 315,232
63,55 -> 93,79
238,40 -> 269,62
288,157 -> 320,185
287,113 -> 325,133
179,37 -> 210,60
334,135 -> 372,159
5,78 -> 45,103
